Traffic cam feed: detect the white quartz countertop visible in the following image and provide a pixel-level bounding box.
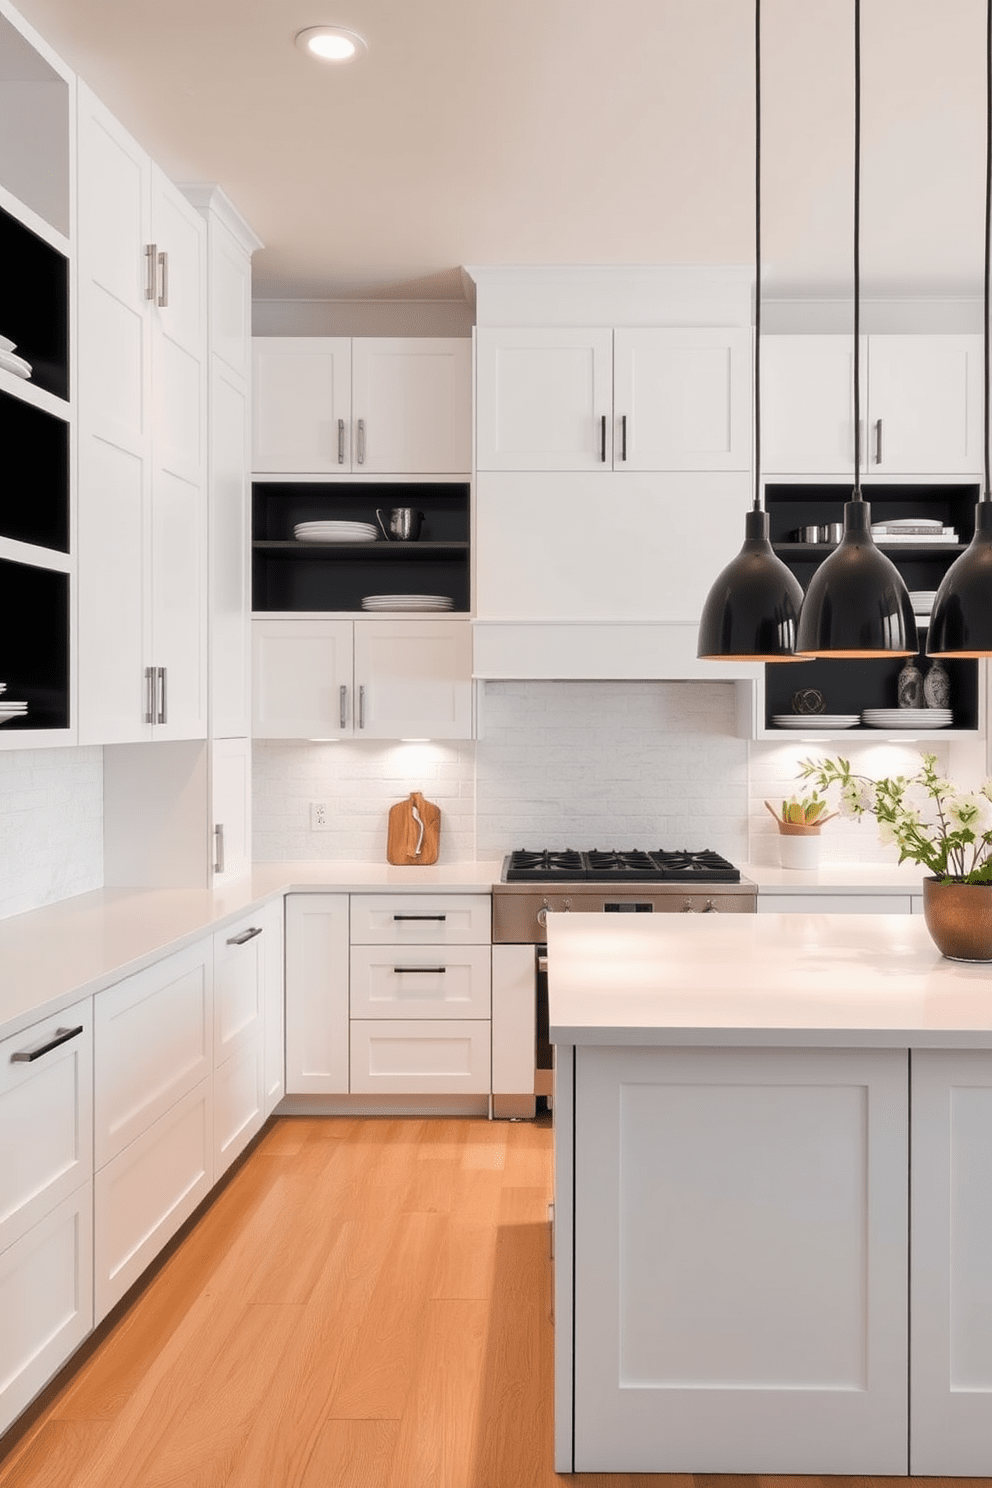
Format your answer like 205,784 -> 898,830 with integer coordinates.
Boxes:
0,860 -> 501,1041
744,861 -> 927,893
547,912 -> 992,1049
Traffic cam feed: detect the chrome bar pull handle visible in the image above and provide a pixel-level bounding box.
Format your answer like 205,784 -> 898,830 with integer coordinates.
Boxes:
144,666 -> 156,724
214,823 -> 225,875
357,418 -> 366,464
874,418 -> 883,464
337,418 -> 346,464
157,249 -> 169,307
11,1025 -> 84,1063
157,666 -> 167,725
339,684 -> 348,729
358,684 -> 366,729
145,243 -> 157,300
227,925 -> 263,946
599,414 -> 607,462
621,413 -> 628,462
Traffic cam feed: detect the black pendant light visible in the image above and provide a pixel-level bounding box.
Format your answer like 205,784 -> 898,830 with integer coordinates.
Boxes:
697,0 -> 804,663
794,0 -> 918,659
927,0 -> 992,658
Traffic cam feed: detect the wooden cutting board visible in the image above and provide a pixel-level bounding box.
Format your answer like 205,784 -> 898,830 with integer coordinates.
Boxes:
387,791 -> 440,865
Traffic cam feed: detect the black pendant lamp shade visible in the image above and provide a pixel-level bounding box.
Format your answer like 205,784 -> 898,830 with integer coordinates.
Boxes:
697,510 -> 803,660
697,0 -> 803,663
927,0 -> 992,658
794,499 -> 918,657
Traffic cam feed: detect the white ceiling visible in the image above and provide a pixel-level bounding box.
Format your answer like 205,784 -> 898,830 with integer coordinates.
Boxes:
10,0 -> 990,305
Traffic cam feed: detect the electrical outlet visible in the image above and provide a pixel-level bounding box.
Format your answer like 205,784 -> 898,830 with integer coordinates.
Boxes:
310,801 -> 331,830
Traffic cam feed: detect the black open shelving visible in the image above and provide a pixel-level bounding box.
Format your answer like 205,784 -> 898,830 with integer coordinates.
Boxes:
0,203 -> 69,403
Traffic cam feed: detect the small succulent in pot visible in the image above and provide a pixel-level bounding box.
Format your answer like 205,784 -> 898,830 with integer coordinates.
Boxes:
765,794 -> 837,833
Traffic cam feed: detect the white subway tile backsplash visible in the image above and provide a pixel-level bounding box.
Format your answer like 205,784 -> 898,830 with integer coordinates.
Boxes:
0,747 -> 103,920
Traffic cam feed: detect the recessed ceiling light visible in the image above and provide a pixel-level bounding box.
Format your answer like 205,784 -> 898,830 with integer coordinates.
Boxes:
295,26 -> 368,63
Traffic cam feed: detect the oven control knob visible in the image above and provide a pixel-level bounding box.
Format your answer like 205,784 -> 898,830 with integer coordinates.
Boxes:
563,898 -> 572,912
703,900 -> 719,913
536,901 -> 550,929
681,899 -> 697,913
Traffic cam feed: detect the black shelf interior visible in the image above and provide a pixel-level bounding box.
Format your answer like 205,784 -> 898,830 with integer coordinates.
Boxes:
763,483 -> 981,731
0,559 -> 69,730
0,204 -> 69,402
252,482 -> 470,612
0,391 -> 69,552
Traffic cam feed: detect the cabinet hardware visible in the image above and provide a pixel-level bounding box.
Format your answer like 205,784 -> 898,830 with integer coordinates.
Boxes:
144,665 -> 156,724
537,954 -> 548,972
874,417 -> 883,464
393,965 -> 446,974
227,925 -> 263,946
157,249 -> 169,308
393,913 -> 446,921
145,243 -> 157,301
337,418 -> 346,465
357,418 -> 366,464
156,666 -> 167,725
599,414 -> 607,462
214,823 -> 225,875
339,684 -> 348,729
620,413 -> 627,462
358,684 -> 365,729
11,1024 -> 84,1063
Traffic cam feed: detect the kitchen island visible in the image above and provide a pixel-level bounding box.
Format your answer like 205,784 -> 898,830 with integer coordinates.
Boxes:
547,911 -> 992,1477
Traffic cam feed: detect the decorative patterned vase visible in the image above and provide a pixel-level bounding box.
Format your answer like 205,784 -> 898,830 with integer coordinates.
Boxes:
897,658 -> 924,708
922,877 -> 992,962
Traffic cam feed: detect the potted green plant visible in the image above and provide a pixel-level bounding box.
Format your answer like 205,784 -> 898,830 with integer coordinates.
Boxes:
798,752 -> 992,961
764,794 -> 837,870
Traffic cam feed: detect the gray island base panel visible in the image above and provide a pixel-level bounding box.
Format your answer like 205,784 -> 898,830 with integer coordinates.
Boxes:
547,913 -> 992,1477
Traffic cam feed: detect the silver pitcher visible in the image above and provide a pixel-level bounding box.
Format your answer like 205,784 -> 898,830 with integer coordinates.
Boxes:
376,507 -> 424,542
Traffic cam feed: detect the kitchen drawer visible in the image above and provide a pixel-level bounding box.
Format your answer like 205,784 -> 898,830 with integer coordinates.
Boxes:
350,893 -> 492,945
94,939 -> 212,1168
214,1040 -> 264,1178
349,944 -> 491,1020
0,1000 -> 92,1254
0,1183 -> 93,1438
213,911 -> 265,1064
94,1076 -> 213,1321
350,1019 -> 491,1095
757,894 -> 914,915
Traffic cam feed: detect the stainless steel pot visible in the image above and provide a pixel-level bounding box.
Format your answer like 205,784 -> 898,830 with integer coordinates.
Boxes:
376,507 -> 424,541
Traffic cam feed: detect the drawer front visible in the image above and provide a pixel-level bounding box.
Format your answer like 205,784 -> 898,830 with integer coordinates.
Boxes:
95,940 -> 212,1168
350,944 -> 491,1020
213,913 -> 265,1063
94,1077 -> 212,1322
0,1000 -> 93,1253
0,1183 -> 93,1438
757,894 -> 913,915
350,1019 -> 491,1094
350,894 -> 492,946
214,1041 -> 264,1178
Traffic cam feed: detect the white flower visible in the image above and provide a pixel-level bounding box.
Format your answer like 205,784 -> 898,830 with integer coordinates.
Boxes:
981,779 -> 992,803
947,793 -> 992,834
839,779 -> 872,817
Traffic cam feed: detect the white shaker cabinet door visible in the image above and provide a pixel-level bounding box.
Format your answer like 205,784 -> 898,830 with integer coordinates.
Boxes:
867,335 -> 983,476
760,335 -> 865,475
210,365 -> 252,739
251,337 -> 351,473
352,619 -> 473,740
252,618 -> 353,738
910,1049 -> 992,1475
351,337 -> 472,473
476,327 -> 614,471
285,894 -> 350,1094
211,736 -> 251,885
613,327 -> 751,471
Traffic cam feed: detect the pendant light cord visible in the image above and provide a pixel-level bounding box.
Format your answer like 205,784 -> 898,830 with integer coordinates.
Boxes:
853,0 -> 862,499
753,0 -> 762,513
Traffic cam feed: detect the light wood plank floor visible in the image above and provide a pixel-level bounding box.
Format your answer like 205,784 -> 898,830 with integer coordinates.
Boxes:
0,1114 -> 986,1487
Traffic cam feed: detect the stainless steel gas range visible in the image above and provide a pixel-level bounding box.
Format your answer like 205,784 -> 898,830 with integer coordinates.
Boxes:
490,848 -> 758,1119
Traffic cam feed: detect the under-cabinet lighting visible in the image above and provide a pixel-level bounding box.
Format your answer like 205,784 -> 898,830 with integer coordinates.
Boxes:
295,26 -> 368,62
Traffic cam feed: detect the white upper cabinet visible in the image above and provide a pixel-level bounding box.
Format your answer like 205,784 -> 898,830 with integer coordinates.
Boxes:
476,326 -> 751,472
252,336 -> 471,475
761,334 -> 983,476
76,83 -> 207,744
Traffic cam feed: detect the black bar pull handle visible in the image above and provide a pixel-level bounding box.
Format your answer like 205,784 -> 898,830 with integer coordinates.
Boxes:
392,913 -> 446,921
11,1025 -> 84,1063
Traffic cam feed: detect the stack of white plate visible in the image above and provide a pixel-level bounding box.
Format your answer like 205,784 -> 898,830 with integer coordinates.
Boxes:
862,707 -> 952,729
0,693 -> 28,724
0,334 -> 31,380
908,590 -> 938,623
773,714 -> 860,729
294,520 -> 377,543
361,594 -> 454,612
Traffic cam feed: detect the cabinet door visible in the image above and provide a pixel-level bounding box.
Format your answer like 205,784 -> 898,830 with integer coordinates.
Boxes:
251,337 -> 351,472
476,327 -> 614,470
211,736 -> 251,885
213,910 -> 265,1172
76,82 -> 152,745
613,328 -> 751,471
349,1019 -> 491,1094
0,1001 -> 92,1254
285,893 -> 350,1094
210,366 -> 252,738
352,619 -> 473,739
867,335 -> 983,475
351,337 -> 471,473
252,618 -> 353,738
572,1044 -> 908,1474
349,944 -> 491,1020
910,1049 -> 992,1475
262,897 -> 285,1114
761,335 -> 866,475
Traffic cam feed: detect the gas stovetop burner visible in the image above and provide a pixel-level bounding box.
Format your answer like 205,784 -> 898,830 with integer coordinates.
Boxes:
503,848 -> 740,884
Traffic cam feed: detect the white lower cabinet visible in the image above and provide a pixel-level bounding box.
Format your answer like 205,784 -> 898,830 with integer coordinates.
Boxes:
262,897 -> 285,1113
285,893 -> 350,1094
212,909 -> 266,1175
758,893 -> 915,915
349,1020 -> 490,1094
0,1002 -> 93,1436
